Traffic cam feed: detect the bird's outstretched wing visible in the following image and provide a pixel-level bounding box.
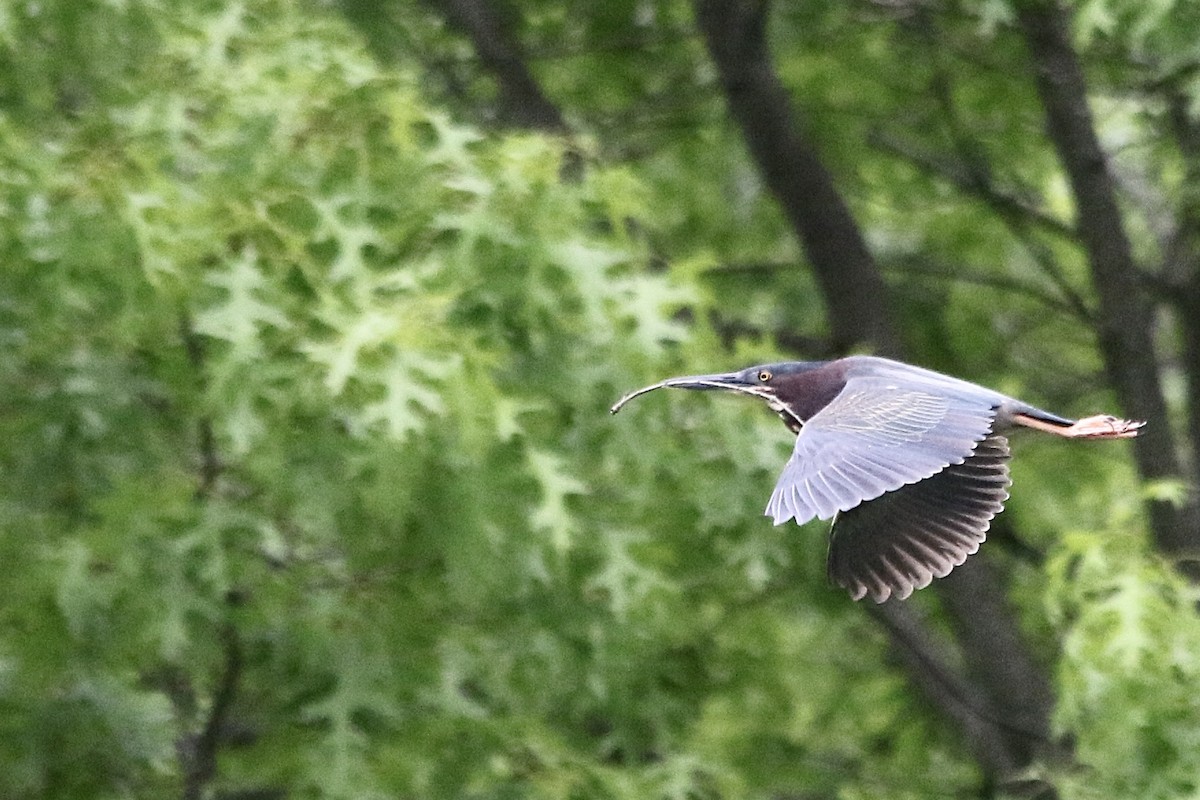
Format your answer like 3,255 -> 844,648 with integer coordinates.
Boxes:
764,375 -> 997,525
826,435 -> 1011,602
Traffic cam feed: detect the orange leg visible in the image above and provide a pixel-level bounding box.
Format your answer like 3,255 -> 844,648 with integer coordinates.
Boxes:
1013,412 -> 1145,439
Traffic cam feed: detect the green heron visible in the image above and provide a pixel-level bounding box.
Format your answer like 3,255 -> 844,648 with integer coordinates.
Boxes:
611,356 -> 1143,603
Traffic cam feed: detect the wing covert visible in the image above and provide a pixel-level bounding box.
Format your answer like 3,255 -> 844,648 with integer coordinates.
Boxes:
765,375 -> 997,525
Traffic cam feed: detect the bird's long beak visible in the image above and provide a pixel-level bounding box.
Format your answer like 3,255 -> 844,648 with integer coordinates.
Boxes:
610,371 -> 766,414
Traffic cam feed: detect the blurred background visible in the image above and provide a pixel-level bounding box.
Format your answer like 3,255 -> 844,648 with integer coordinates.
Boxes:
2,0 -> 1199,797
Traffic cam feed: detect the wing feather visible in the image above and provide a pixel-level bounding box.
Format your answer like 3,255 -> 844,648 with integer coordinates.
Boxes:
826,435 -> 1012,603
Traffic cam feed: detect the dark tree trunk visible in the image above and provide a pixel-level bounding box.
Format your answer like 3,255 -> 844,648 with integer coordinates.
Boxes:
1164,90 -> 1200,554
691,0 -> 898,358
1014,0 -> 1198,563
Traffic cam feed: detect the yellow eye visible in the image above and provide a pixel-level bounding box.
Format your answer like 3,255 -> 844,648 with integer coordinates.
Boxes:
758,370 -> 772,382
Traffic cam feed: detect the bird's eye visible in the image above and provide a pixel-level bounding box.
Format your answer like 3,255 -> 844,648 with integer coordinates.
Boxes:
758,370 -> 772,382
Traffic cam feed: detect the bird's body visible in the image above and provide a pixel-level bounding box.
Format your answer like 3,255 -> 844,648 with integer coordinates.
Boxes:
611,356 -> 1143,603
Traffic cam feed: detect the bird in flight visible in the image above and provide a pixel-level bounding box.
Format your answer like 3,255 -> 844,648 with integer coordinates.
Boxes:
610,356 -> 1143,603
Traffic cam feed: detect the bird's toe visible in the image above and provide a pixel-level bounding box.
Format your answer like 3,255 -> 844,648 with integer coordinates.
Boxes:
1067,414 -> 1145,439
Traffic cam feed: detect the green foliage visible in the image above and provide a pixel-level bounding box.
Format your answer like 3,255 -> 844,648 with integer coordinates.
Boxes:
0,1 -> 1192,799
1046,529 -> 1200,799
1,2 -> 856,797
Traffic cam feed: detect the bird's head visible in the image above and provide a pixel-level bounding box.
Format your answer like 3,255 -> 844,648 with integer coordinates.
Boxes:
610,362 -> 824,414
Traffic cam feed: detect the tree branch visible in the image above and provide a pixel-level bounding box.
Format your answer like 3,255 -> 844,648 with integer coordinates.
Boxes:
180,315 -> 221,498
709,312 -> 838,359
867,603 -> 1025,773
868,15 -> 1097,325
181,624 -> 244,800
881,255 -> 1085,318
175,314 -> 248,800
426,0 -> 569,132
936,564 -> 1056,764
871,127 -> 1096,321
705,256 -> 1087,317
868,129 -> 1077,242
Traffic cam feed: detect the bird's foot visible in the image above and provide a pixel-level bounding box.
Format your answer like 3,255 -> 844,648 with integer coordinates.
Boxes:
1063,414 -> 1145,439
